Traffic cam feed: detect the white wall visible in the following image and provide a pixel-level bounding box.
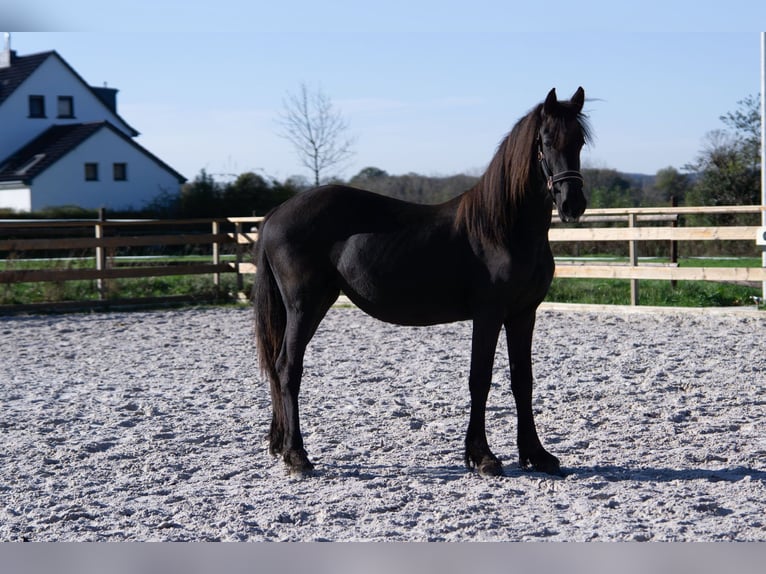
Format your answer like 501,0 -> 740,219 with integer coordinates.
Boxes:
0,54 -> 135,161
0,186 -> 31,211
30,128 -> 181,211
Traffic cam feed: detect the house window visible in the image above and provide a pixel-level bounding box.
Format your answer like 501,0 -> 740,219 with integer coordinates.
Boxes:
57,96 -> 74,118
28,95 -> 45,118
84,163 -> 99,181
113,163 -> 127,181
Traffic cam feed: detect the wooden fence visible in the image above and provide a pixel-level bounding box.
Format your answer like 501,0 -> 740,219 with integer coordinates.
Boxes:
0,215 -> 263,312
549,205 -> 765,305
0,206 -> 764,312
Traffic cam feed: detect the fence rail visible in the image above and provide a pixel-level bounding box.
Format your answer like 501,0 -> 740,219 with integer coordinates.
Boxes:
0,206 -> 764,311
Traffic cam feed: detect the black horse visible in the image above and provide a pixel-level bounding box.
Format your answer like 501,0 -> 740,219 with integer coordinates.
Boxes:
254,87 -> 591,477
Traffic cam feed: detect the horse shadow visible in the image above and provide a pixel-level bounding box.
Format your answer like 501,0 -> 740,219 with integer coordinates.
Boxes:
560,464 -> 766,484
313,460 -> 766,484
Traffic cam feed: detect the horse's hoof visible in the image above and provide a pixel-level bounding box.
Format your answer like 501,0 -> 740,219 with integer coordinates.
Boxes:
520,451 -> 562,476
288,464 -> 315,478
477,457 -> 504,478
284,450 -> 315,477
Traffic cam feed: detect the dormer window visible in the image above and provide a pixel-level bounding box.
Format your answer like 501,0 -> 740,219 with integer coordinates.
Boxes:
15,154 -> 46,176
28,95 -> 45,118
57,96 -> 74,118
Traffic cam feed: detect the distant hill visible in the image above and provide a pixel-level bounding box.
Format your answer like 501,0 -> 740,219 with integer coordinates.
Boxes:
347,168 -> 478,204
622,173 -> 656,190
345,166 -> 679,207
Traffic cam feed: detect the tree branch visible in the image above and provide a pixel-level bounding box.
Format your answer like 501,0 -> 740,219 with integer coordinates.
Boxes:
277,83 -> 355,186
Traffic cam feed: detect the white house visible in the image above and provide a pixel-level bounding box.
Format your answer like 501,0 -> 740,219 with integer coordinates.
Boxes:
0,34 -> 185,212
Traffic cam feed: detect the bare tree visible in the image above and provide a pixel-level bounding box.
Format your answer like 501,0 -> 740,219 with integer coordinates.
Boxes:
278,83 -> 355,186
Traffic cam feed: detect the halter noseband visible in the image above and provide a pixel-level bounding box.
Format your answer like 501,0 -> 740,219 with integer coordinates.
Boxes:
537,137 -> 584,199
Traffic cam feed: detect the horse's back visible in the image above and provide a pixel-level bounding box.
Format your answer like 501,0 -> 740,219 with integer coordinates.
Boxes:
263,185 -> 444,240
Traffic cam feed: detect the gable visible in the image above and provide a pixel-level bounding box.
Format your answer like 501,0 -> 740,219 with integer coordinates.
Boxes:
0,50 -> 138,137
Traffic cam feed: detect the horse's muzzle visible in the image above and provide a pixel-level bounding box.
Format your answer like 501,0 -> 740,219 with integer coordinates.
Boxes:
555,183 -> 587,223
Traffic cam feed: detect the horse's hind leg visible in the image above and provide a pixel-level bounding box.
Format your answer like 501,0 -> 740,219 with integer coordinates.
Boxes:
274,288 -> 338,474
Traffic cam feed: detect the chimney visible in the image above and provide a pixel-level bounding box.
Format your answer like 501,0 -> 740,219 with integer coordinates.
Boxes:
0,33 -> 12,69
91,85 -> 119,114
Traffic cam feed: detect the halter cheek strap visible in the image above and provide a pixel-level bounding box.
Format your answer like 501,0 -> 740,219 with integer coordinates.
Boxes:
537,138 -> 584,199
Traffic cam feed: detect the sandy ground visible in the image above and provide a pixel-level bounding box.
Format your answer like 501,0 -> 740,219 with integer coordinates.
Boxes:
1,304 -> 764,541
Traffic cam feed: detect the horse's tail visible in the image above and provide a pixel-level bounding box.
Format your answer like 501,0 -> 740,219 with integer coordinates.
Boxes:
252,228 -> 286,456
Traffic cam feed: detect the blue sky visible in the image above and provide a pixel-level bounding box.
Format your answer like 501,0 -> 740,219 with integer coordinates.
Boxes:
4,2 -> 766,183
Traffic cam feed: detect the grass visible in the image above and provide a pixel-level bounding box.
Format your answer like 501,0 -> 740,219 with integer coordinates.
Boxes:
546,277 -> 761,308
0,275 -> 242,306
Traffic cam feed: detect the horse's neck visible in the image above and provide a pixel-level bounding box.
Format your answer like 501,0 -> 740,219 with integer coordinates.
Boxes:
508,186 -> 553,243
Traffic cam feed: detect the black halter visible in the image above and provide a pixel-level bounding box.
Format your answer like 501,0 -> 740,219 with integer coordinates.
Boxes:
537,137 -> 584,200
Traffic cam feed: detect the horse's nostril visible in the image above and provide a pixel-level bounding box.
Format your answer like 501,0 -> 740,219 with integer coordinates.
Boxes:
560,193 -> 586,221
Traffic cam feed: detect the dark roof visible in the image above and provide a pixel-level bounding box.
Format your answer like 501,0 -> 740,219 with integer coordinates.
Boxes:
0,50 -> 139,136
0,122 -> 186,184
0,123 -> 101,182
0,51 -> 50,105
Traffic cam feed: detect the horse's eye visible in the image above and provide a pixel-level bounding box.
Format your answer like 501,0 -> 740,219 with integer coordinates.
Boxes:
543,139 -> 553,148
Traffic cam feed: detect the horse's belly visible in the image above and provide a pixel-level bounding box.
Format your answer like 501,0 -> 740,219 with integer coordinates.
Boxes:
334,237 -> 470,326
341,284 -> 469,326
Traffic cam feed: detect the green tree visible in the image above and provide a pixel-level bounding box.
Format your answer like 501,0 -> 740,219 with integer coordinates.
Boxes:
720,94 -> 760,172
168,170 -> 300,218
582,168 -> 636,208
222,172 -> 272,216
353,166 -> 389,182
649,166 -> 690,205
685,95 -> 761,208
179,169 -> 223,217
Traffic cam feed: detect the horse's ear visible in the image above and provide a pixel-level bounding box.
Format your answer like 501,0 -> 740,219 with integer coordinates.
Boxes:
571,87 -> 585,112
543,88 -> 558,116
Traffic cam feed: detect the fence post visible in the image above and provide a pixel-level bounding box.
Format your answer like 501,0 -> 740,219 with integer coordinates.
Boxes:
212,220 -> 220,293
95,208 -> 107,300
629,212 -> 639,305
669,196 -> 678,289
234,220 -> 244,294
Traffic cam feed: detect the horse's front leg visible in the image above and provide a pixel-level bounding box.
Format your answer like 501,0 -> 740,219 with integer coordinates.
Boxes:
505,311 -> 562,476
464,314 -> 504,477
